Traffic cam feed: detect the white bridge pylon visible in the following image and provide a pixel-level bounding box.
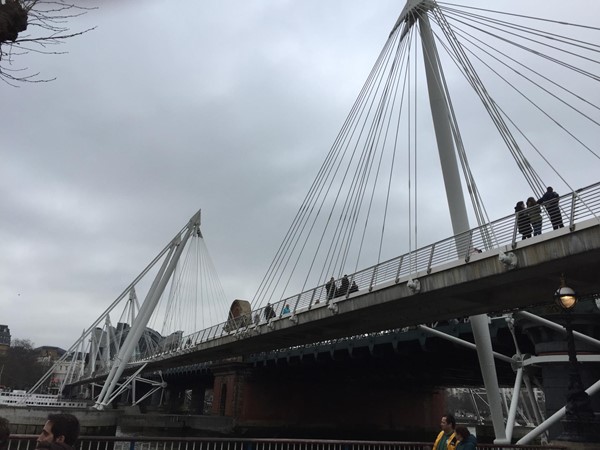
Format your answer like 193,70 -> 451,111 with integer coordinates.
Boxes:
27,210 -> 229,408
93,213 -> 197,409
397,0 -> 509,442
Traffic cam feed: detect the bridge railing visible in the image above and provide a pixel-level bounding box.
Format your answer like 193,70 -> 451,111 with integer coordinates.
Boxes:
132,182 -> 600,363
7,435 -> 568,450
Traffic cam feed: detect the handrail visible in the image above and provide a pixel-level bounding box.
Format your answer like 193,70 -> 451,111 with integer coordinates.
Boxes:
7,435 -> 568,450
118,182 -> 600,368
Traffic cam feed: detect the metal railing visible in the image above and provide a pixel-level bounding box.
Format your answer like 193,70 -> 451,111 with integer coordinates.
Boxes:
7,435 -> 568,450
122,182 -> 600,365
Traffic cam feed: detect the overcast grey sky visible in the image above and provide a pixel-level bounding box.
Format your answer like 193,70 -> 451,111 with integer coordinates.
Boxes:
1,1 -> 599,349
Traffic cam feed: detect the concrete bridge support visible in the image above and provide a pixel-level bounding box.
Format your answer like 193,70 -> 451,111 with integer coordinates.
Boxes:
165,385 -> 187,413
190,386 -> 207,414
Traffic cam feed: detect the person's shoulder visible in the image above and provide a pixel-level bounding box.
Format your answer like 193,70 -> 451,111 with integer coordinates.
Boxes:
36,443 -> 76,450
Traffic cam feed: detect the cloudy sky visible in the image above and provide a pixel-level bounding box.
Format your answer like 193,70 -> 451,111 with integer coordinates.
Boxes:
1,0 -> 599,350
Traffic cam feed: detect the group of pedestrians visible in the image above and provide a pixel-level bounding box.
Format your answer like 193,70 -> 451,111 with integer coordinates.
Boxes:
433,413 -> 477,450
515,186 -> 564,240
255,275 -> 361,324
325,275 -> 359,300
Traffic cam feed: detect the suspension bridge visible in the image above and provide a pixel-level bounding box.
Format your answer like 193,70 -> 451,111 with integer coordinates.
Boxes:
21,0 -> 600,446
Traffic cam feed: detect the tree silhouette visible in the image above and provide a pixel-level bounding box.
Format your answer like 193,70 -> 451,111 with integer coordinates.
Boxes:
0,339 -> 45,390
0,0 -> 95,85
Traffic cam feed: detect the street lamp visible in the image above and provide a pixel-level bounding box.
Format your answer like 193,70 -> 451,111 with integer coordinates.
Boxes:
554,280 -> 577,311
554,275 -> 597,442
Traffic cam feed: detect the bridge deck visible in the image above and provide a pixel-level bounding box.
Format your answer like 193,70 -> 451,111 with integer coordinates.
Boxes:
74,184 -> 600,385
147,220 -> 600,366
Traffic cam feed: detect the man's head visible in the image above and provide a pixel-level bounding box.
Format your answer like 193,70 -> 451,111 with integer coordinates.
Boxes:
37,414 -> 79,446
440,413 -> 456,434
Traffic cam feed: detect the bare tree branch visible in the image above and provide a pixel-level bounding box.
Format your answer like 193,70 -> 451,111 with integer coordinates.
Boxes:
0,0 -> 95,85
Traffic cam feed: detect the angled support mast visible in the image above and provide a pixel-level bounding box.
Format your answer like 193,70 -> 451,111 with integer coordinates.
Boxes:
94,210 -> 201,409
396,0 -> 507,442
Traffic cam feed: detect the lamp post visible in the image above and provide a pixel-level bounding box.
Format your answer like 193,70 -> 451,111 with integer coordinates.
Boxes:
554,276 -> 597,443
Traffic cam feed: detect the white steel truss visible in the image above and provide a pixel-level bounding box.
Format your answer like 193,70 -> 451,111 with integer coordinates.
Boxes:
420,311 -> 600,445
25,210 -> 202,407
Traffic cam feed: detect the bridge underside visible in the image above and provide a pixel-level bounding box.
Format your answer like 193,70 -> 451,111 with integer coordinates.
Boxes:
247,328 -> 527,388
159,321 -> 530,388
74,223 -> 600,385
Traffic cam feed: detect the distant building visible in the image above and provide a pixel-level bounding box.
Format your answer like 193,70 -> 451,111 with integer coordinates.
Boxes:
0,325 -> 10,355
36,345 -> 66,361
35,346 -> 89,395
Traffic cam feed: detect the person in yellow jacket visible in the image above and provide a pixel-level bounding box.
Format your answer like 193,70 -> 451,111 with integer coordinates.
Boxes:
433,414 -> 458,450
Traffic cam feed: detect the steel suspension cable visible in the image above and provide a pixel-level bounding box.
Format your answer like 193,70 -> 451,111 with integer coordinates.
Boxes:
412,25 -> 419,268
441,14 -> 600,161
290,32 -> 403,292
348,29 -> 413,270
432,7 -> 546,196
432,34 -> 495,233
373,32 -> 413,265
414,14 -> 498,248
273,34 -> 401,301
440,5 -> 600,54
432,30 -> 599,224
440,11 -> 600,83
337,28 -> 413,271
435,26 -> 600,175
407,28 -> 415,275
251,30 -> 401,306
438,2 -> 600,33
317,34 -> 405,281
447,17 -> 600,125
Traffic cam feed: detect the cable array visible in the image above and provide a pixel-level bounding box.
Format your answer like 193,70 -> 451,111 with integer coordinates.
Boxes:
251,1 -> 600,307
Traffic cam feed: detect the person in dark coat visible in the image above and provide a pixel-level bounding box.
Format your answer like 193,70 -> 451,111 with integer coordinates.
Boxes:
538,186 -> 564,229
263,303 -> 275,321
515,201 -> 532,239
454,426 -> 477,450
526,196 -> 543,236
325,277 -> 336,300
349,281 -> 358,294
336,275 -> 350,297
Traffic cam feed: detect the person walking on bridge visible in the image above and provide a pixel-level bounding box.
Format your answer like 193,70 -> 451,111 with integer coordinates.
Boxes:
432,413 -> 457,450
264,303 -> 275,321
